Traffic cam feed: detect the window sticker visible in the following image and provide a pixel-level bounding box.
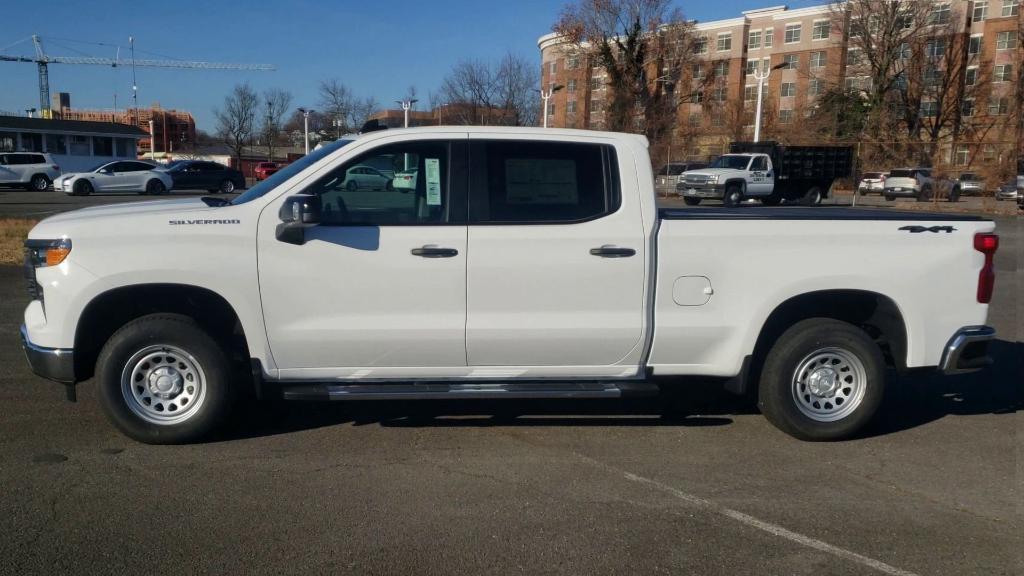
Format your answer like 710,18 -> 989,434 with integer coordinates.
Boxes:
425,158 -> 442,206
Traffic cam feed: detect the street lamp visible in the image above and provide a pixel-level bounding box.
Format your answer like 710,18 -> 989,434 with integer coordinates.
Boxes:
332,117 -> 344,139
297,107 -> 312,155
148,119 -> 156,158
752,62 -> 787,143
395,99 -> 419,128
654,75 -> 677,169
537,85 -> 563,128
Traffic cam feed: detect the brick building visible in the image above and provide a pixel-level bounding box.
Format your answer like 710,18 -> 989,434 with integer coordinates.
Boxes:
539,1 -> 1021,170
49,93 -> 196,156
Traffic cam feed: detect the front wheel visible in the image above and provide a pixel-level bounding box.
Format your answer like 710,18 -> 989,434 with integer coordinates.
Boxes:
723,185 -> 743,207
96,314 -> 236,444
71,180 -> 93,196
683,197 -> 702,206
758,318 -> 886,441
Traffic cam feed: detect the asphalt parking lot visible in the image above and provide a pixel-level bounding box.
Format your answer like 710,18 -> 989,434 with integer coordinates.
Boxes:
0,193 -> 1020,575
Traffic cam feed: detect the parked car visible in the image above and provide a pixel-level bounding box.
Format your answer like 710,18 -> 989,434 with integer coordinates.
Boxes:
54,160 -> 173,196
857,172 -> 887,195
254,162 -> 280,181
342,165 -> 393,190
0,152 -> 61,191
953,173 -> 985,197
160,160 -> 245,194
20,127 -> 998,445
882,168 -> 954,201
995,181 -> 1019,201
656,162 -> 707,188
392,167 -> 418,191
678,141 -> 852,206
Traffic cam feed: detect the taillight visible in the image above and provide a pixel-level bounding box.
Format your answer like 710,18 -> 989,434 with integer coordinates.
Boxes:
974,233 -> 998,303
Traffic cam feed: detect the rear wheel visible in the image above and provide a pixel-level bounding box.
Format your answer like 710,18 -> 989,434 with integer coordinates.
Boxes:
219,179 -> 235,194
801,186 -> 823,206
884,195 -> 894,202
146,179 -> 167,195
723,185 -> 743,207
28,174 -> 50,191
96,314 -> 236,444
683,197 -> 702,206
758,318 -> 886,441
948,187 -> 960,203
916,186 -> 931,202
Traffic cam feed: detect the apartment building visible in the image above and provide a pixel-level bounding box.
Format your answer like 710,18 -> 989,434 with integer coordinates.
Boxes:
539,1 -> 1021,166
49,93 -> 197,155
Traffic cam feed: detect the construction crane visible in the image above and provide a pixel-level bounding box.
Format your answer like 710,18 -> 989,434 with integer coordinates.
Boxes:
0,35 -> 274,116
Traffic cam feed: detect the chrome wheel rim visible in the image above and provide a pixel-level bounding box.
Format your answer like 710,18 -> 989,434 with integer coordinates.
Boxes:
121,345 -> 206,425
33,177 -> 47,190
791,347 -> 866,422
221,180 -> 234,193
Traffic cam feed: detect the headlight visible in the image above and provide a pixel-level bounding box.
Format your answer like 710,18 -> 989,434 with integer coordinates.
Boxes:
707,175 -> 719,184
25,238 -> 72,267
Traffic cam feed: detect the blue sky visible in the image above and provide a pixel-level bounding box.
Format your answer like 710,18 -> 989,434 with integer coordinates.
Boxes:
1,0 -> 802,131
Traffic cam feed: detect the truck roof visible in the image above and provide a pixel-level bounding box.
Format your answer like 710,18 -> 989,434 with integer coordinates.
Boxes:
352,126 -> 651,148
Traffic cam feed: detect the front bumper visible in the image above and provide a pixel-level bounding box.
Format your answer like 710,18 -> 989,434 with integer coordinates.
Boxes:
939,326 -> 994,375
678,183 -> 725,199
20,324 -> 75,384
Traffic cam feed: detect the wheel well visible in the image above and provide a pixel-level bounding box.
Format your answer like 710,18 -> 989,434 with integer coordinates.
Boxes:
741,290 -> 907,394
73,284 -> 249,382
725,179 -> 746,191
30,173 -> 50,181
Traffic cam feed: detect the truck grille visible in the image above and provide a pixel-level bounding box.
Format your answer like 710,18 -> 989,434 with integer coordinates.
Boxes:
684,175 -> 710,186
23,249 -> 42,302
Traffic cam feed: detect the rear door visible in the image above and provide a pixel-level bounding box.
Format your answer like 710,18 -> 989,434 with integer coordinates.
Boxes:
465,137 -> 647,376
0,154 -> 16,183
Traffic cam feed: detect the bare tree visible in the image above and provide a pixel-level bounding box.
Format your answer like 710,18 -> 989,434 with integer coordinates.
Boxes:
318,79 -> 354,133
214,83 -> 258,166
437,51 -> 539,126
261,88 -> 292,161
347,96 -> 379,131
553,0 -> 697,150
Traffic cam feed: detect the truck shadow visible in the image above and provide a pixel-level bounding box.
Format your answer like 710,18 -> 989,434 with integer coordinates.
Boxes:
220,339 -> 1021,442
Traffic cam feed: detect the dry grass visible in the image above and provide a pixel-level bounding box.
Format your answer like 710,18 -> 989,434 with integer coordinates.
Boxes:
0,219 -> 37,265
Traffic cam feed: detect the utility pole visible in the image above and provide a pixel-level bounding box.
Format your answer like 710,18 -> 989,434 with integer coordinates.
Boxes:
537,85 -> 563,128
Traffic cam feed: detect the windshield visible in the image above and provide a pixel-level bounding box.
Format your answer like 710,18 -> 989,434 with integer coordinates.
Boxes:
863,172 -> 883,179
959,173 -> 979,181
709,155 -> 751,170
232,139 -> 353,205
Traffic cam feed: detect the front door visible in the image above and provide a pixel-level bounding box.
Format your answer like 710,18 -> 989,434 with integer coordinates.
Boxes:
465,137 -> 648,376
258,137 -> 469,379
746,155 -> 773,196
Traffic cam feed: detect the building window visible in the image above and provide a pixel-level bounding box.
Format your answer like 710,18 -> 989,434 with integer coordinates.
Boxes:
45,133 -> 67,154
784,24 -> 801,44
696,35 -> 708,54
925,39 -> 946,58
549,61 -> 557,75
590,78 -> 602,91
0,132 -> 15,152
808,78 -> 824,95
810,51 -> 826,68
116,138 -> 133,157
780,82 -> 796,97
590,99 -> 602,113
717,32 -> 732,51
69,135 -> 90,155
846,48 -> 862,66
711,113 -> 724,127
812,20 -> 830,40
969,35 -> 983,55
93,136 -> 113,156
779,109 -> 794,123
996,31 -> 1018,50
989,97 -> 1008,114
920,101 -> 938,117
994,64 -> 1012,82
744,85 -> 758,101
783,54 -> 799,69
764,27 -> 774,47
982,144 -> 996,162
954,146 -> 969,166
19,132 -> 42,152
688,113 -> 701,127
692,90 -> 704,104
923,66 -> 942,86
567,54 -> 580,69
973,0 -> 988,20
748,30 -> 762,49
966,66 -> 979,85
928,3 -> 951,24
712,86 -> 727,102
962,98 -> 975,117
567,79 -> 576,94
713,60 -> 730,78
566,100 -> 576,114
746,60 -> 758,75
1002,0 -> 1019,16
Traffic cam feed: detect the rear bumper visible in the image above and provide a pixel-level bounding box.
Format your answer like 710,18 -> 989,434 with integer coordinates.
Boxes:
883,188 -> 919,198
20,324 -> 75,384
939,326 -> 994,375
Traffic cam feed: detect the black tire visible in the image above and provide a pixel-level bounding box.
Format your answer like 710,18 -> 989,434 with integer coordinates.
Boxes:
72,180 -> 93,196
28,174 -> 50,191
146,179 -> 167,195
683,197 -> 702,206
801,186 -> 823,206
219,179 -> 235,194
385,180 -> 394,191
916,186 -> 931,202
346,180 -> 358,191
723,185 -> 743,207
761,196 -> 782,206
757,318 -> 886,441
948,188 -> 960,203
884,195 -> 894,202
96,313 -> 236,444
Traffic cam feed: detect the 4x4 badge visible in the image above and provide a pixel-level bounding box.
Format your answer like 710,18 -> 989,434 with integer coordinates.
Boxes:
899,225 -> 956,233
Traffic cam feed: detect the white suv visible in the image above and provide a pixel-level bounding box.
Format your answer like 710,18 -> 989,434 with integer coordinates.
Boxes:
0,152 -> 61,191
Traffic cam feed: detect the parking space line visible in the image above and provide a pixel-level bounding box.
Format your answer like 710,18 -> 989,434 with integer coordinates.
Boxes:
577,454 -> 920,576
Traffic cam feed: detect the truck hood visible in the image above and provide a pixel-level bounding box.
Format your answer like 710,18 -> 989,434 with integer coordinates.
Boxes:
682,169 -> 747,179
41,198 -> 210,224
29,198 -> 224,239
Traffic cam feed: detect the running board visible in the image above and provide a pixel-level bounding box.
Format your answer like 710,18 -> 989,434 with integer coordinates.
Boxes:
279,381 -> 660,401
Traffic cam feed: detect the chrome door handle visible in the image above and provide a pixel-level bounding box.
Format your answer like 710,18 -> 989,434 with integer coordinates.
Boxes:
589,245 -> 636,258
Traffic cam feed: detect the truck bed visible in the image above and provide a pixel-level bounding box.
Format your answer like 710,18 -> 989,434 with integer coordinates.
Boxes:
659,207 -> 989,221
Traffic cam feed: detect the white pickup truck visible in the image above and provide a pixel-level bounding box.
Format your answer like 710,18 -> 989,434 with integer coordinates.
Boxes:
21,127 -> 999,444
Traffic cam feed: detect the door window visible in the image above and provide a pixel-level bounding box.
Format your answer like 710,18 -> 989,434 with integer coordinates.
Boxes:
469,141 -> 619,224
304,141 -> 453,226
750,156 -> 768,171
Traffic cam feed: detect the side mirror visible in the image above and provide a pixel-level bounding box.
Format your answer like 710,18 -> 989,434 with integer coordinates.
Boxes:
276,194 -> 322,245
